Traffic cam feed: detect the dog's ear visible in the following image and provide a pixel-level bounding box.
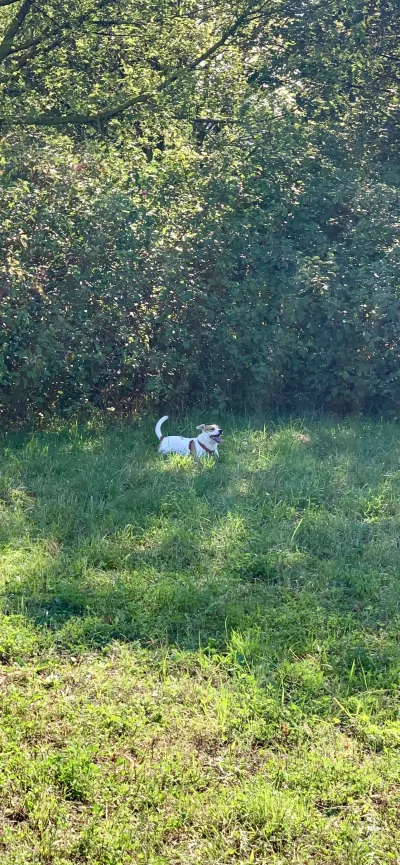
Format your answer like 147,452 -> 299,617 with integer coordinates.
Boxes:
196,424 -> 206,431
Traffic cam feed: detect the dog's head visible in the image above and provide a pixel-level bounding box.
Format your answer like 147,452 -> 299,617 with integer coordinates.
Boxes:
196,423 -> 223,448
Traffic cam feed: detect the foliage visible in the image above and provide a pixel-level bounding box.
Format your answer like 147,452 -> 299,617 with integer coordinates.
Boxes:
0,0 -> 265,127
1,416 -> 400,861
0,0 -> 399,421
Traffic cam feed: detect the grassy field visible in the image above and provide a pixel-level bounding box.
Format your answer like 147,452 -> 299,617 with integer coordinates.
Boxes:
1,415 -> 400,864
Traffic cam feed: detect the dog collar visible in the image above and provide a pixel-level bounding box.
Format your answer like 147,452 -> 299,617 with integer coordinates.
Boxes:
198,440 -> 213,455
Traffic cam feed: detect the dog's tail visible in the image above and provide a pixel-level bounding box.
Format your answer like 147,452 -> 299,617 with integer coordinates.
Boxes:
155,415 -> 168,441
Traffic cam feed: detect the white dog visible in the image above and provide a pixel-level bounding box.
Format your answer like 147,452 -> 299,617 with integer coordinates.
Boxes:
155,416 -> 223,457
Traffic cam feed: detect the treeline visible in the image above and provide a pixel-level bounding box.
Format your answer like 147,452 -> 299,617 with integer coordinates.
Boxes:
1,0 -> 399,421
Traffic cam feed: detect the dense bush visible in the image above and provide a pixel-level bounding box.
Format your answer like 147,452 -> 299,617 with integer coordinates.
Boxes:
1,126 -> 399,422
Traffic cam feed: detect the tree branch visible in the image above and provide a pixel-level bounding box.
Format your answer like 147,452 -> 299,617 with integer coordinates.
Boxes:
0,0 -> 34,63
0,0 -> 20,7
1,0 -> 264,127
5,0 -> 114,57
11,34 -> 62,69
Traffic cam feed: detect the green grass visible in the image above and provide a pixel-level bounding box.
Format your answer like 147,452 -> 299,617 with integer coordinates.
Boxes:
1,414 -> 400,863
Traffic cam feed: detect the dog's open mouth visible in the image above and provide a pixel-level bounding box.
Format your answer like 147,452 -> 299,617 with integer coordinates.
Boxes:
211,432 -> 223,443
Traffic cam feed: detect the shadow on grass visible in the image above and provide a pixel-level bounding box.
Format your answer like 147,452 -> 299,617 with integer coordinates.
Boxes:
1,415 -> 400,700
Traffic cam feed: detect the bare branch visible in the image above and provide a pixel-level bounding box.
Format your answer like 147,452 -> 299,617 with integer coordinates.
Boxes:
0,0 -> 21,7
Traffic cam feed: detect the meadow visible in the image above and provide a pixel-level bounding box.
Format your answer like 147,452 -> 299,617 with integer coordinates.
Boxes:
1,415 -> 400,864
